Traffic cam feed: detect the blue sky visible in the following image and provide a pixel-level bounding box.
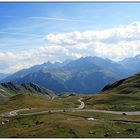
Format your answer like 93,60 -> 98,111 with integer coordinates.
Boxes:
1,2 -> 140,52
1,2 -> 140,73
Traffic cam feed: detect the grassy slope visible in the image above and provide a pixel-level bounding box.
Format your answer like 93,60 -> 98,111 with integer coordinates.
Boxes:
0,111 -> 139,138
0,93 -> 79,114
0,92 -> 139,138
102,73 -> 140,94
82,92 -> 140,111
82,73 -> 140,111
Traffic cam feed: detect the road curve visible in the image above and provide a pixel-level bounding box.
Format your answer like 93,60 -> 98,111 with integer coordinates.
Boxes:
71,98 -> 85,110
2,98 -> 140,117
77,98 -> 85,109
1,98 -> 85,117
18,98 -> 85,116
20,98 -> 85,116
2,108 -> 30,117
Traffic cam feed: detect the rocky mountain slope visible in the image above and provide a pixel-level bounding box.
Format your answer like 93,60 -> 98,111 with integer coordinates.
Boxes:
1,56 -> 127,94
0,82 -> 56,98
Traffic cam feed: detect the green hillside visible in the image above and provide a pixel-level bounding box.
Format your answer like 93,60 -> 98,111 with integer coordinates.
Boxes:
83,73 -> 140,111
102,73 -> 140,94
0,93 -> 79,114
0,108 -> 140,138
0,93 -> 140,138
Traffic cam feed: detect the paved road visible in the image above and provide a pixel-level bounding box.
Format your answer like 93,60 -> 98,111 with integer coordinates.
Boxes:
2,98 -> 140,117
11,98 -> 85,117
72,109 -> 140,115
2,98 -> 84,117
20,109 -> 64,116
2,108 -> 30,117
76,98 -> 85,109
71,98 -> 85,110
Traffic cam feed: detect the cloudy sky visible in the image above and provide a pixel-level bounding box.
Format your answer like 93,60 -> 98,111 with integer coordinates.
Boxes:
1,2 -> 140,73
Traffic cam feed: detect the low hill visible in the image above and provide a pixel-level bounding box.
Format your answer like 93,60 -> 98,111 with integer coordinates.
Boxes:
0,93 -> 79,114
102,73 -> 140,94
82,73 -> 140,111
0,82 -> 56,98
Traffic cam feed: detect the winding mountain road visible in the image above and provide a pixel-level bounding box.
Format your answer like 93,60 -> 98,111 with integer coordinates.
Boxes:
2,109 -> 30,117
2,98 -> 140,117
72,98 -> 85,110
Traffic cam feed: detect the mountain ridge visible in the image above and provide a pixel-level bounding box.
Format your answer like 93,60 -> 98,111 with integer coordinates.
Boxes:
0,82 -> 56,98
0,73 -> 11,81
1,55 -> 140,94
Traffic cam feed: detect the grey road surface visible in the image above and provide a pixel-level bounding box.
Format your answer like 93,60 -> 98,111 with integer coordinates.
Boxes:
2,98 -> 140,117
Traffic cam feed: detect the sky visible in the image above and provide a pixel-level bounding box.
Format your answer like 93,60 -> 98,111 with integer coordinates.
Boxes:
1,2 -> 140,73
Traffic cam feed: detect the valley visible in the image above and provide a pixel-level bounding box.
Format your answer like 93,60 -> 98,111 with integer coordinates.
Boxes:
0,89 -> 140,137
0,56 -> 140,138
0,95 -> 140,138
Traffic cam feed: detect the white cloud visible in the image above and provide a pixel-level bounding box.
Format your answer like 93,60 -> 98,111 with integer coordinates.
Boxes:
0,45 -> 75,73
46,21 -> 140,44
0,31 -> 42,38
1,21 -> 140,73
29,16 -> 89,22
45,21 -> 140,60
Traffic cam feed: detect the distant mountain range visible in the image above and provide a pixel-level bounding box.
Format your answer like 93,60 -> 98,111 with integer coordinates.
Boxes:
119,54 -> 140,75
0,73 -> 11,81
1,55 -> 140,94
0,82 -> 56,98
